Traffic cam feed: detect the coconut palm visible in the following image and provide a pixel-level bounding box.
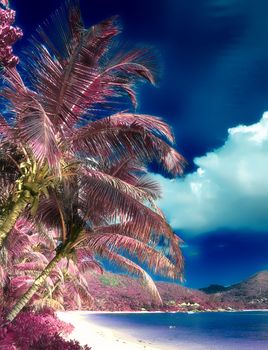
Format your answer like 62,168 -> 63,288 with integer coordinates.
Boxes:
0,218 -> 52,312
1,0 -> 185,323
0,0 -> 184,249
0,218 -> 100,314
6,157 -> 183,322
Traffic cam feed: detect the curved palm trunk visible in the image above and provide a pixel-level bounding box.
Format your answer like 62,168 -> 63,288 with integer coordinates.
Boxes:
6,251 -> 63,323
0,192 -> 31,249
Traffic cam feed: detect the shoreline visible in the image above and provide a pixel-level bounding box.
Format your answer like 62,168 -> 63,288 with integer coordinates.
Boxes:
59,308 -> 268,314
57,311 -> 172,350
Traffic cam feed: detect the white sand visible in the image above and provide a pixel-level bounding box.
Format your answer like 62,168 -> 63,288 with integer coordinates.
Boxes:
57,310 -> 268,350
57,311 -> 168,350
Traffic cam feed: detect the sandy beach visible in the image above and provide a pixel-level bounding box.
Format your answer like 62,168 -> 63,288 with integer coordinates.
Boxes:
57,311 -> 169,350
57,310 -> 268,350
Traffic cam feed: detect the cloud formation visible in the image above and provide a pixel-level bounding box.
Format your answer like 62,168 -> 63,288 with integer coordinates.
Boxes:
154,113 -> 268,234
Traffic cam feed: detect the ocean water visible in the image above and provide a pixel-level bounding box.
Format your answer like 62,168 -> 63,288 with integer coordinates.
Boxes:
87,311 -> 268,349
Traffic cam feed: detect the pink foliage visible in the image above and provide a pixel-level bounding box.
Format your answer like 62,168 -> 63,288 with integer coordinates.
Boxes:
0,309 -> 78,349
30,333 -> 91,350
9,276 -> 34,298
0,5 -> 22,67
84,271 -> 268,312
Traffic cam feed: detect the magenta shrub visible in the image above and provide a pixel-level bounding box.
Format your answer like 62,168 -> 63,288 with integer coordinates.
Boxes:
0,6 -> 22,67
10,310 -> 73,349
30,334 -> 91,350
0,310 -> 90,349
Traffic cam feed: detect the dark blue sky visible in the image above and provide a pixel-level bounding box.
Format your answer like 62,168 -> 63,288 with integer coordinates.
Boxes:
11,0 -> 268,288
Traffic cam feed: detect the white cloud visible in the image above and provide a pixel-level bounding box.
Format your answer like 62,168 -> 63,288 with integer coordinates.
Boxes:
154,113 -> 268,234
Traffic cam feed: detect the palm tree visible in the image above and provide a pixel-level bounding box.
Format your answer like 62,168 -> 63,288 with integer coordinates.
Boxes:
6,157 -> 183,322
0,1 -> 184,248
1,0 -> 185,323
0,218 -> 99,313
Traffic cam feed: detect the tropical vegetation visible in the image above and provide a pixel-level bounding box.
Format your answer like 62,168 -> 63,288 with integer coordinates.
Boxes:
0,0 -> 185,348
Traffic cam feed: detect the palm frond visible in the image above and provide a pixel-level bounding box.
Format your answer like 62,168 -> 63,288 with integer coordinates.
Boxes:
0,265 -> 7,288
1,68 -> 61,168
5,227 -> 32,257
22,6 -> 121,129
35,224 -> 56,250
83,166 -> 158,202
69,278 -> 93,304
19,251 -> 49,265
106,156 -> 145,183
75,248 -> 103,274
21,0 -> 157,131
135,175 -> 162,199
80,169 -> 176,243
48,265 -> 65,284
0,147 -> 22,190
72,113 -> 185,175
73,112 -> 175,145
34,196 -> 63,234
98,249 -> 162,305
13,262 -> 46,272
35,0 -> 82,63
70,47 -> 158,118
0,114 -> 12,139
83,233 -> 182,280
33,297 -> 65,311
14,217 -> 35,235
94,222 -> 150,242
10,276 -> 34,298
79,259 -> 103,274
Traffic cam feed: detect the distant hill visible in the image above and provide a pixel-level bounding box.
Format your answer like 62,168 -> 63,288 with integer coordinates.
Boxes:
215,271 -> 268,307
200,284 -> 229,294
85,271 -> 215,312
83,270 -> 268,312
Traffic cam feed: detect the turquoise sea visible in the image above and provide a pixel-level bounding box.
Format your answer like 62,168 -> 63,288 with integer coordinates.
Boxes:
88,311 -> 268,349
